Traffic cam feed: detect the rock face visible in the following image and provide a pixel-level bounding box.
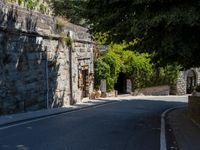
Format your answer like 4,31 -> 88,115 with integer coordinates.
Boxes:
0,2 -> 94,115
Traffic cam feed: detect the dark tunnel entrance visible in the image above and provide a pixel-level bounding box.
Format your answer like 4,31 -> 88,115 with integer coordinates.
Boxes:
114,72 -> 127,94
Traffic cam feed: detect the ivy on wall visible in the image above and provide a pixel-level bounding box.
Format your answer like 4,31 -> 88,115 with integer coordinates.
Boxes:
94,42 -> 181,92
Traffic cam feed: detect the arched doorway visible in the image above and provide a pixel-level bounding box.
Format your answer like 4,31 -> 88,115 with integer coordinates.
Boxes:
187,70 -> 197,94
114,72 -> 127,94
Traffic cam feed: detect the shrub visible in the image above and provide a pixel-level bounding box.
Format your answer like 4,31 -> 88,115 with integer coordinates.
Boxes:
94,42 -> 181,92
122,51 -> 153,89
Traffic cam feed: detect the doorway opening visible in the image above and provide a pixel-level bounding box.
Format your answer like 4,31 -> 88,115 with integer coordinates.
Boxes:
82,69 -> 89,98
187,70 -> 197,94
114,72 -> 127,94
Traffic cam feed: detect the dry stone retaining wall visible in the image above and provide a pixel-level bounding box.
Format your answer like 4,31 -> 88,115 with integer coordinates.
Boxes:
133,85 -> 170,96
0,1 -> 94,115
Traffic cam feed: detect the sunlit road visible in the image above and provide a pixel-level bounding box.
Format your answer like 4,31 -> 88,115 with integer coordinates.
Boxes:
0,96 -> 187,150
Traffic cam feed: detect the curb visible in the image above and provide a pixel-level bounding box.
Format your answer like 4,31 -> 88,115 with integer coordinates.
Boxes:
160,105 -> 186,150
0,100 -> 119,130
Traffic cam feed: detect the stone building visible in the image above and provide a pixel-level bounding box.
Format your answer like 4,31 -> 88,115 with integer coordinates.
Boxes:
0,2 -> 94,115
176,68 -> 200,95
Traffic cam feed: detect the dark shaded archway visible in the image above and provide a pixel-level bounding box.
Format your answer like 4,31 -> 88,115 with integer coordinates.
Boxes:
114,72 -> 127,94
187,70 -> 197,94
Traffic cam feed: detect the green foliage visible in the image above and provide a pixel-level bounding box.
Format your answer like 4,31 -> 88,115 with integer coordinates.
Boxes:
78,0 -> 200,68
94,47 -> 121,92
51,0 -> 86,25
95,42 -> 181,91
58,32 -> 72,48
3,0 -> 53,16
94,58 -> 110,90
95,42 -> 151,91
26,0 -> 37,10
94,32 -> 109,45
152,64 -> 181,86
103,50 -> 121,89
122,51 -> 153,89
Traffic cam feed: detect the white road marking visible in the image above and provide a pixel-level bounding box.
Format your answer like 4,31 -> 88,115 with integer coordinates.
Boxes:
160,106 -> 185,150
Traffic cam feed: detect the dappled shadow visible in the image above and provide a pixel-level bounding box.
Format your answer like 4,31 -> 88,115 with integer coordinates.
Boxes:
0,5 -> 18,29
0,5 -> 67,114
1,31 -> 44,114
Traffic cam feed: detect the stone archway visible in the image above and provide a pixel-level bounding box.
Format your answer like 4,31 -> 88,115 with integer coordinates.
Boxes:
187,70 -> 197,94
114,72 -> 127,94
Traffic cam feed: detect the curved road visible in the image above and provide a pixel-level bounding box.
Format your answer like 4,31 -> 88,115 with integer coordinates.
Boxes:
0,96 -> 187,150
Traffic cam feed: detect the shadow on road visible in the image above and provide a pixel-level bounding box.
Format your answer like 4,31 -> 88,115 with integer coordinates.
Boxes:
0,98 -> 187,150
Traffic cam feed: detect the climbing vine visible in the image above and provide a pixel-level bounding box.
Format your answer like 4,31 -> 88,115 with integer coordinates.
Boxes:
95,42 -> 181,92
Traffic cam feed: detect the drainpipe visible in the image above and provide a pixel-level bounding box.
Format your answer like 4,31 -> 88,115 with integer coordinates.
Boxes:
69,32 -> 73,105
45,46 -> 49,109
69,46 -> 74,105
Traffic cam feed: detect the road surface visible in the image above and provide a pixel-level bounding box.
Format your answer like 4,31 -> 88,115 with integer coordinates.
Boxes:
0,96 -> 187,150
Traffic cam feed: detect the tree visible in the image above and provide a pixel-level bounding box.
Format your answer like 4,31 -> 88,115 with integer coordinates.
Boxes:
51,0 -> 86,25
94,47 -> 121,92
122,51 -> 153,89
82,0 -> 200,68
95,42 -> 181,91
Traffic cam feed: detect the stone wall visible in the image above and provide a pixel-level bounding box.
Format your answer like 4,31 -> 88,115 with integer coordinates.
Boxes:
133,85 -> 170,96
0,1 -> 94,115
176,68 -> 200,95
176,71 -> 187,95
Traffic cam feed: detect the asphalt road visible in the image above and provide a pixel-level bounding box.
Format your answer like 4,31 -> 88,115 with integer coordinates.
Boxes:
0,96 -> 187,150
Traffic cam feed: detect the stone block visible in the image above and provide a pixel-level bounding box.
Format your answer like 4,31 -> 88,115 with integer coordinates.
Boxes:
0,2 -> 94,115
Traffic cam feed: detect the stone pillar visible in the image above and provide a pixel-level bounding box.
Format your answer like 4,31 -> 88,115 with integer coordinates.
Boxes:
176,71 -> 187,95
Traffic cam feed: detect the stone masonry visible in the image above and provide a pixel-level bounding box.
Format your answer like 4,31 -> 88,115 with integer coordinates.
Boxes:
0,2 -> 94,115
176,68 -> 200,95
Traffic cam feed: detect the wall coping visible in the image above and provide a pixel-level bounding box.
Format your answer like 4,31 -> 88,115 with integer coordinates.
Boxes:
0,1 -> 92,43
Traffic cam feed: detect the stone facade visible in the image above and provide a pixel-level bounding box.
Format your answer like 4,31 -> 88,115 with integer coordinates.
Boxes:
133,85 -> 170,96
176,68 -> 200,95
0,2 -> 94,115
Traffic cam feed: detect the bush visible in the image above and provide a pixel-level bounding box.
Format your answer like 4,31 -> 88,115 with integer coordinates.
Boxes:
122,51 -> 153,89
94,42 -> 181,92
94,49 -> 121,92
152,64 -> 181,86
94,58 -> 110,90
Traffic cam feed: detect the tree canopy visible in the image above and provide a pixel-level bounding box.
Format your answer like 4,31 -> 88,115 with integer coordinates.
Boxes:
52,0 -> 86,25
52,0 -> 200,68
84,0 -> 200,68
